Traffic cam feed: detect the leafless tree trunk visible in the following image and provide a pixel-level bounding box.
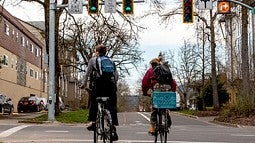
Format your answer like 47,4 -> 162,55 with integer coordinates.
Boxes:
241,0 -> 250,97
209,10 -> 219,110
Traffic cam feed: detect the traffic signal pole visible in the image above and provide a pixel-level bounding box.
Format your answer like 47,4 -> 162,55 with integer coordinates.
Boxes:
48,0 -> 144,121
48,0 -> 56,121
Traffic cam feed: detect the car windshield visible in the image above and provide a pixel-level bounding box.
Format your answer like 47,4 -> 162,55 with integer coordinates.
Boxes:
29,97 -> 37,101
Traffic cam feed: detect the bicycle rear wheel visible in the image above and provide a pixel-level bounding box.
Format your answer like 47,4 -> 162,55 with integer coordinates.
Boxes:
155,110 -> 168,143
94,112 -> 101,143
161,110 -> 168,143
102,109 -> 113,143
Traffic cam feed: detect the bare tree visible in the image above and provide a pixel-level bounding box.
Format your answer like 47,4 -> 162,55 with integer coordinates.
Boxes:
59,13 -> 144,78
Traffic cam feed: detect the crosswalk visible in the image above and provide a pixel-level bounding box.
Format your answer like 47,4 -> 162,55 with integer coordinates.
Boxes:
0,125 -> 30,138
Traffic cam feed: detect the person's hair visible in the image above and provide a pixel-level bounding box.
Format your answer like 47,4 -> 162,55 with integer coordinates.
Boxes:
150,58 -> 160,67
95,45 -> 107,56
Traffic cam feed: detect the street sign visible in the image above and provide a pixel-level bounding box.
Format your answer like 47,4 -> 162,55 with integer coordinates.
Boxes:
68,0 -> 83,14
217,0 -> 231,14
198,0 -> 213,10
252,8 -> 255,15
105,0 -> 117,13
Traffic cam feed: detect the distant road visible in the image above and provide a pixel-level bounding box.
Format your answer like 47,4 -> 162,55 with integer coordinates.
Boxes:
0,112 -> 255,143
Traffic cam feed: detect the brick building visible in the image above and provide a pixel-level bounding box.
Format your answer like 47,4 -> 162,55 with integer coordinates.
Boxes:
0,6 -> 48,112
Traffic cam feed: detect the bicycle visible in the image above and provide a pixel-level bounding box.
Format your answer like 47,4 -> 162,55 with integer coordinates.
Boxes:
94,96 -> 114,143
152,91 -> 176,143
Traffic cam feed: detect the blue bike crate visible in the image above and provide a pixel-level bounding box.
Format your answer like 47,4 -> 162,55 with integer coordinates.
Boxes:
152,91 -> 176,109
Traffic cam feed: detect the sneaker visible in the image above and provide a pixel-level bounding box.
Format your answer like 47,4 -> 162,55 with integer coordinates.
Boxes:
111,126 -> 118,141
87,123 -> 96,131
148,124 -> 155,135
111,131 -> 118,141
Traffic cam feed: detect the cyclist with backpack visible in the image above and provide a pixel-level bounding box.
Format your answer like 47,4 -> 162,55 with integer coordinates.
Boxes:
81,45 -> 119,141
142,57 -> 177,135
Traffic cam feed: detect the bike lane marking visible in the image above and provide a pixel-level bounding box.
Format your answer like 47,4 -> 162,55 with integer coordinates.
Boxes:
0,125 -> 30,137
137,112 -> 150,121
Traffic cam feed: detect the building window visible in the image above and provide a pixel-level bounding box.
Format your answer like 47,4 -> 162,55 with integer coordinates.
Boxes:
26,40 -> 29,48
30,68 -> 33,77
16,33 -> 19,42
21,37 -> 25,47
4,23 -> 10,36
12,30 -> 15,38
35,48 -> 39,57
35,71 -> 38,80
30,44 -> 34,52
11,58 -> 14,69
15,61 -> 17,70
3,55 -> 8,66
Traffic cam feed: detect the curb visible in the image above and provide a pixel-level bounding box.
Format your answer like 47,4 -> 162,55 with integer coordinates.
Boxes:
173,112 -> 251,128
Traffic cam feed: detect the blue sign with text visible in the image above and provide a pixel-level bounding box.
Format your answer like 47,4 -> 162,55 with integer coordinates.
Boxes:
152,91 -> 176,109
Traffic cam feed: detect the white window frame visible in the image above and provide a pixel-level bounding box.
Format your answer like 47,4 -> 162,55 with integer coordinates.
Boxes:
21,37 -> 25,47
4,23 -> 10,36
16,32 -> 19,42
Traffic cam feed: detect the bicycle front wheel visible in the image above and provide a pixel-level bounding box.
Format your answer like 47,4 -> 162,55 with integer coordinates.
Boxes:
102,109 -> 113,143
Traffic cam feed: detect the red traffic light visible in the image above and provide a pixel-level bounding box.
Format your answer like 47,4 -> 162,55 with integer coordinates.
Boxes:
183,0 -> 194,23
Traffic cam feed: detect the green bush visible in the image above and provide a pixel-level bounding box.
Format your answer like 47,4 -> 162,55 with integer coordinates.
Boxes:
218,95 -> 255,121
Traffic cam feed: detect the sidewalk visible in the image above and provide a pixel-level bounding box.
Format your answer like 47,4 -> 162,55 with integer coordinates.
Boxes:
0,112 -> 46,124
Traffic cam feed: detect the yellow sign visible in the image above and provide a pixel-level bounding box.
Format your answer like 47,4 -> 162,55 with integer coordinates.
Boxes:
217,1 -> 230,14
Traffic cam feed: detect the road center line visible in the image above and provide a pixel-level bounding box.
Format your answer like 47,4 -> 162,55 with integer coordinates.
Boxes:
0,125 -> 30,137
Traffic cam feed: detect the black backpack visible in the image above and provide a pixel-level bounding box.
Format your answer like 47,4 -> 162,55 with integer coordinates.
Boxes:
153,62 -> 173,85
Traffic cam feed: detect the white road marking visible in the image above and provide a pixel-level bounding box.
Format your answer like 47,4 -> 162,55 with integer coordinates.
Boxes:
231,134 -> 255,137
45,130 -> 69,133
0,125 -> 30,137
137,112 -> 150,121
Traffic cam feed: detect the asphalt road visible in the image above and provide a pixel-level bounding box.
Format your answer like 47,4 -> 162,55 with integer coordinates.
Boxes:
0,112 -> 255,143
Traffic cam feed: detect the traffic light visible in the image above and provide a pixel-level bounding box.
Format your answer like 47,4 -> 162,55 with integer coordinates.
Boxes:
123,0 -> 134,15
88,0 -> 99,14
183,0 -> 194,23
217,0 -> 231,14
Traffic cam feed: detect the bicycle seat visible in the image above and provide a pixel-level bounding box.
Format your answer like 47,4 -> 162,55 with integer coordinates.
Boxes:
96,97 -> 109,102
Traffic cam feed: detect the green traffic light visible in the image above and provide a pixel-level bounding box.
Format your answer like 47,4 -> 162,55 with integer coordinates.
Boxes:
125,7 -> 131,11
90,6 -> 97,11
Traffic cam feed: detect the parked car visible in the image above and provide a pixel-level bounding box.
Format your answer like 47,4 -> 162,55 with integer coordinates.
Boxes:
0,94 -> 14,115
17,96 -> 44,113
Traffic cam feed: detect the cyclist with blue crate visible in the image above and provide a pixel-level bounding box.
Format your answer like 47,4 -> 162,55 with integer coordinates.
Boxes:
142,57 -> 177,135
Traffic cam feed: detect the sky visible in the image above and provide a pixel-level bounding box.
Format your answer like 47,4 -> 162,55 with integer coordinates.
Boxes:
2,0 -> 195,94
